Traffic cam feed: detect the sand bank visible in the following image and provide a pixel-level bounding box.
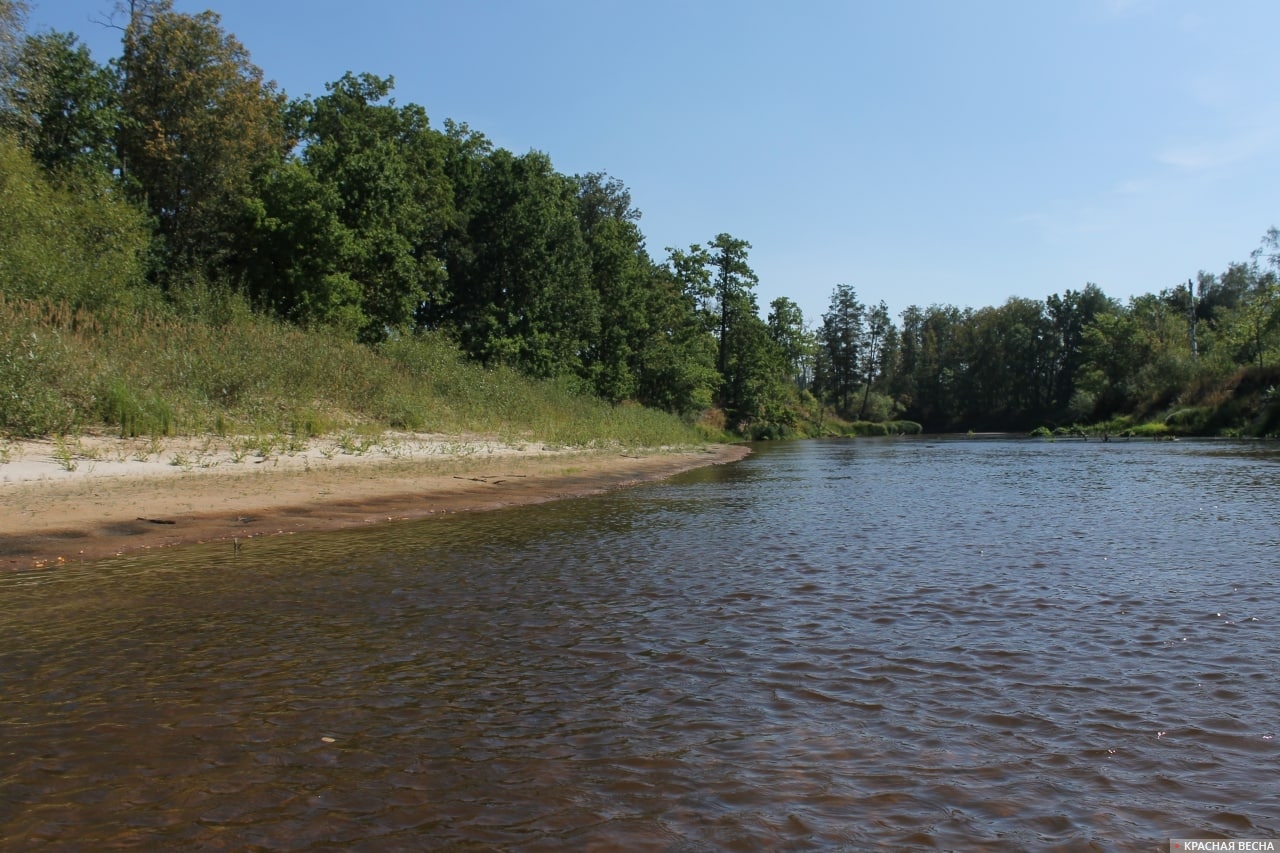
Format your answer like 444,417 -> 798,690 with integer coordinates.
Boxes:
0,433 -> 750,569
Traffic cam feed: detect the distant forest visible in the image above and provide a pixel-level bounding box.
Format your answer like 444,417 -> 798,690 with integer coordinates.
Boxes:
3,0 -> 1279,437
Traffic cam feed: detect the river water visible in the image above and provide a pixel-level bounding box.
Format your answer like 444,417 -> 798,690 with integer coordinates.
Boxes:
2,437 -> 1278,851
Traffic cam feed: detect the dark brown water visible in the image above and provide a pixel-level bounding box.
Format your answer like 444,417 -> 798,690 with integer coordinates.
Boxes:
2,438 -> 1279,851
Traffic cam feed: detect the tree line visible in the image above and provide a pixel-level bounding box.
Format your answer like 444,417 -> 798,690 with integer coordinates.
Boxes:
2,0 -> 1278,436
811,255 -> 1280,433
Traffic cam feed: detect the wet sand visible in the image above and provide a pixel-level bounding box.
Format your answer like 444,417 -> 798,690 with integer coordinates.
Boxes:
0,434 -> 749,568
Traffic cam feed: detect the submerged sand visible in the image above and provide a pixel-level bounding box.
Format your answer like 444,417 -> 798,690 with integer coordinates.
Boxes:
0,433 -> 750,569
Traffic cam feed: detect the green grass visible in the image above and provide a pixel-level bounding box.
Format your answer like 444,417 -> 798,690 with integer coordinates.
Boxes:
836,420 -> 923,437
0,293 -> 707,448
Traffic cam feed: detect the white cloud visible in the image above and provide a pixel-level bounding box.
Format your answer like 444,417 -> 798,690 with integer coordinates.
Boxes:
1157,128 -> 1277,171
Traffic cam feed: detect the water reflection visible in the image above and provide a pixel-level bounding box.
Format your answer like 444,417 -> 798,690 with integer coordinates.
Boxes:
2,438 -> 1279,849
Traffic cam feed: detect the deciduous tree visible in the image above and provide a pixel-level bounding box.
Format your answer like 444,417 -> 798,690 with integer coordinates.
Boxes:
447,147 -> 597,377
575,172 -> 647,400
5,31 -> 119,174
118,0 -> 288,274
290,72 -> 451,340
767,296 -> 812,389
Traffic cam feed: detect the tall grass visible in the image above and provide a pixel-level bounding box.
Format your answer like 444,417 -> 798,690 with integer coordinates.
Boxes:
0,293 -> 707,447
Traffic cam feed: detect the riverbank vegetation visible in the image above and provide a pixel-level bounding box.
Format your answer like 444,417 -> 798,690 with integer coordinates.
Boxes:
1,1 -> 1277,443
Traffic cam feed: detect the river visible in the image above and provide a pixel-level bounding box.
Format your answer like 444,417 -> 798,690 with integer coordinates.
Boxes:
2,437 -> 1278,850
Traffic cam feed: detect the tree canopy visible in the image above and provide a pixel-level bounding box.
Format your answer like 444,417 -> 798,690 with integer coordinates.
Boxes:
2,2 -> 1278,437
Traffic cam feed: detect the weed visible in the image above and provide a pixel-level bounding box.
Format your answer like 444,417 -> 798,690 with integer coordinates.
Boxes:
52,436 -> 78,471
337,432 -> 375,455
228,437 -> 253,463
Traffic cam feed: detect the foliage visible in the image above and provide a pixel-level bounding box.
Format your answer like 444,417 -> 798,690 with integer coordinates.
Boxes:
0,0 -> 25,93
817,283 -> 864,416
282,72 -> 451,341
0,298 -> 79,435
0,133 -> 153,312
5,6 -> 1280,441
2,30 -> 119,174
118,0 -> 288,275
767,296 -> 814,389
0,293 -> 703,447
707,233 -> 759,383
445,148 -> 597,374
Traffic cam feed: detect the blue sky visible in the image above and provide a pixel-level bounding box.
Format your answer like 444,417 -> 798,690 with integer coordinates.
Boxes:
26,0 -> 1280,328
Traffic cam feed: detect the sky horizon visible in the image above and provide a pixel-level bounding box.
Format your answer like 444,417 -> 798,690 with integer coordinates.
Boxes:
25,0 -> 1280,328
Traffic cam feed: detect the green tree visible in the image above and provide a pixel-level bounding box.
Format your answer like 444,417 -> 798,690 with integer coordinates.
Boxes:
289,72 -> 452,340
665,243 -> 714,332
1239,228 -> 1280,368
636,260 -> 719,414
237,158 -> 363,334
857,300 -> 893,420
1046,284 -> 1113,416
707,233 -> 758,384
1078,309 -> 1143,418
4,31 -> 119,175
722,297 -> 786,426
0,0 -> 24,84
0,132 -> 151,312
949,297 -> 1056,428
447,147 -> 597,377
429,118 -> 491,326
819,283 -> 863,416
1124,291 -> 1198,412
118,0 -> 288,274
767,296 -> 812,389
574,172 -> 648,400
895,303 -> 966,430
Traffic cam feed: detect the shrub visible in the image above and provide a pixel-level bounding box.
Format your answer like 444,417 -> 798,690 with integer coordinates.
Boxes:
0,134 -> 152,313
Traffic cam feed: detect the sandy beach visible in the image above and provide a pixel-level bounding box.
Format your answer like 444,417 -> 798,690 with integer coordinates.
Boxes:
0,433 -> 749,569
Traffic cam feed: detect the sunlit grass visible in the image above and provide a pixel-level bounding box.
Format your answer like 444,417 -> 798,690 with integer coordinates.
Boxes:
0,293 -> 707,448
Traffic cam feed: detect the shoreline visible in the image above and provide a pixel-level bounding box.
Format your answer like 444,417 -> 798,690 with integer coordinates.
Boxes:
0,433 -> 750,569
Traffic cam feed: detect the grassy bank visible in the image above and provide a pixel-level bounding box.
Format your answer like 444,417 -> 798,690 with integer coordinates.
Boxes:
1025,364 -> 1280,439
0,292 -> 714,448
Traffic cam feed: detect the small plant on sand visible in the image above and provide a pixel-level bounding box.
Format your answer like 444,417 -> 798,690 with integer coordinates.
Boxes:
228,437 -> 253,463
52,436 -> 78,471
140,435 -> 166,461
337,432 -> 374,455
252,434 -> 278,459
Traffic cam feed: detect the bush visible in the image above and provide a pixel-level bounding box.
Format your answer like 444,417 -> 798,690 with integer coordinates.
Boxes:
0,134 -> 153,314
0,309 -> 79,435
1164,406 -> 1211,433
1126,422 -> 1170,438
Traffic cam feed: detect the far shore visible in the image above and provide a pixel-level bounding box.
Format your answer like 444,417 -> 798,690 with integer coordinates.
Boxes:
0,432 -> 750,569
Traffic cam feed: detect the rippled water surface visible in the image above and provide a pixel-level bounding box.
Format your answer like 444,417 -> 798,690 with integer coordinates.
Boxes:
3,438 -> 1279,850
